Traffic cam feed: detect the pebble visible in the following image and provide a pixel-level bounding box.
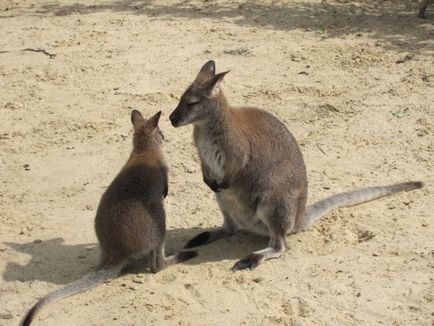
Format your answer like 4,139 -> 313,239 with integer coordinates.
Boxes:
0,313 -> 13,320
34,239 -> 42,244
132,278 -> 144,284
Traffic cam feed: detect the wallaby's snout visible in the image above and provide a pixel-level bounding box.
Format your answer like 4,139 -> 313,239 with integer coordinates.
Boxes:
169,104 -> 183,127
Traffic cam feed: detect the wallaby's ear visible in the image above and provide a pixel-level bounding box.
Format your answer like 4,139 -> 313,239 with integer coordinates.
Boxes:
131,109 -> 144,125
195,60 -> 216,82
146,111 -> 162,129
200,60 -> 215,75
204,70 -> 230,97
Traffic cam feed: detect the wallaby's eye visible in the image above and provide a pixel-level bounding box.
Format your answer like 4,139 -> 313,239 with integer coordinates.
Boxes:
187,100 -> 200,107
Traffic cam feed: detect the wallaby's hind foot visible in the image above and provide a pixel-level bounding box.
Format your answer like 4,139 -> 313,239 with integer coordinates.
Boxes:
176,250 -> 198,263
231,234 -> 288,271
184,228 -> 228,248
149,245 -> 197,273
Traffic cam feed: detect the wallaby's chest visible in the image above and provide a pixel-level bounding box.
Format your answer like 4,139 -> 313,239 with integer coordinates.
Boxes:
195,135 -> 226,182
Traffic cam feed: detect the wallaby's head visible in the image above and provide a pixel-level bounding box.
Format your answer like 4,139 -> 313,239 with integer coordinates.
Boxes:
131,110 -> 164,151
170,60 -> 229,127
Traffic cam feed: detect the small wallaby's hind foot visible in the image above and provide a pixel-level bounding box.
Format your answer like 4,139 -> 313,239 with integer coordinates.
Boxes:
150,246 -> 198,273
184,228 -> 229,248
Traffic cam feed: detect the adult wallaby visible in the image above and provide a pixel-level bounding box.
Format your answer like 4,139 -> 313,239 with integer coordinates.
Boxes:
169,60 -> 423,271
22,110 -> 197,325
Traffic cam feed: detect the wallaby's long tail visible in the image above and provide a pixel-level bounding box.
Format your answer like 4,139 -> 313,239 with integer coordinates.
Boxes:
300,181 -> 424,230
22,264 -> 123,326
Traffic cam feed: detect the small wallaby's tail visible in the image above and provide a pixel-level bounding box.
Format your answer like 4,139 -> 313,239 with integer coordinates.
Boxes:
22,265 -> 122,326
299,181 -> 424,230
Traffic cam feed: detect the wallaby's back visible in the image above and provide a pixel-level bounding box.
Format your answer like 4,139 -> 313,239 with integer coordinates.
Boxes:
95,159 -> 167,265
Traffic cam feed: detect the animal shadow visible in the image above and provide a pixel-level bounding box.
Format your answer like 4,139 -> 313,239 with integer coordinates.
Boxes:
3,228 -> 267,285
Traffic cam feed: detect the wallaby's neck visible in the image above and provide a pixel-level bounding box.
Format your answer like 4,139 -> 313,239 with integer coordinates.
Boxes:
127,146 -> 165,169
132,133 -> 160,154
196,91 -> 232,135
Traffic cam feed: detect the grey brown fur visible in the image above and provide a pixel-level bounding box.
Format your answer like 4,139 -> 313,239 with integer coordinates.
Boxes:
418,0 -> 430,18
169,60 -> 424,271
22,110 -> 197,325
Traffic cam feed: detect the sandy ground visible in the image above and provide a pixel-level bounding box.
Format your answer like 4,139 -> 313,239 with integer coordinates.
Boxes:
0,0 -> 433,325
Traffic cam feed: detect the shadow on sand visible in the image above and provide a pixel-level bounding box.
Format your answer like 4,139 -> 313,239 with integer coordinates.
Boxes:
3,0 -> 433,53
2,227 -> 267,285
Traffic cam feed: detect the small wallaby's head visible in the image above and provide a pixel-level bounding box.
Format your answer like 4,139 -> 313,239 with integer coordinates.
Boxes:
131,110 -> 164,151
169,60 -> 229,127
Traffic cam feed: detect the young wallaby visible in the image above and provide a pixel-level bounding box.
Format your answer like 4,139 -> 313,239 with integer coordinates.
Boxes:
169,60 -> 424,271
22,110 -> 197,325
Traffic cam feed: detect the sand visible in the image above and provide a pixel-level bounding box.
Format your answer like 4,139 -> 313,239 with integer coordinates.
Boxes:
0,0 -> 433,325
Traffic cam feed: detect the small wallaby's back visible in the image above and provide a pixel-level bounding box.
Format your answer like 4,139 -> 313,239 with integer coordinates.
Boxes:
22,110 -> 197,325
170,60 -> 424,271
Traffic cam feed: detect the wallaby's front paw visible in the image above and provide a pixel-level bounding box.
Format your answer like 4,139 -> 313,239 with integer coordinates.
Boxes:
184,231 -> 211,248
177,250 -> 198,262
231,253 -> 263,271
210,181 -> 222,192
218,180 -> 230,190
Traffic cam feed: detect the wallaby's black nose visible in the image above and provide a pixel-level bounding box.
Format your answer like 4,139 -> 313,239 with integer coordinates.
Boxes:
169,112 -> 180,127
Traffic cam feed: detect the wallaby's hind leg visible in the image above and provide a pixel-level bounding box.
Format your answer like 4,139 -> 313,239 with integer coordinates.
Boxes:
231,234 -> 287,271
184,210 -> 239,248
149,243 -> 198,273
231,197 -> 299,271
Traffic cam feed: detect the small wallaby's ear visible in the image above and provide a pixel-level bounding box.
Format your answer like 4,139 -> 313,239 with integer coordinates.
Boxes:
131,109 -> 144,125
204,70 -> 230,97
195,60 -> 216,82
146,111 -> 162,129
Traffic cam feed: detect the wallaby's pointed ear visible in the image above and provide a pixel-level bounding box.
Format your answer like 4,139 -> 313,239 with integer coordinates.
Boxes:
205,70 -> 230,97
146,111 -> 162,129
200,60 -> 215,75
195,60 -> 216,82
131,109 -> 144,125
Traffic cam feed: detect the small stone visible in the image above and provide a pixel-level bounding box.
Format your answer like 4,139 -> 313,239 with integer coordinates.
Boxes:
358,230 -> 375,242
132,278 -> 144,284
0,313 -> 13,320
34,239 -> 42,244
23,164 -> 30,171
78,255 -> 86,259
128,286 -> 137,291
252,277 -> 264,283
372,252 -> 379,257
223,48 -> 251,56
297,297 -> 312,317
